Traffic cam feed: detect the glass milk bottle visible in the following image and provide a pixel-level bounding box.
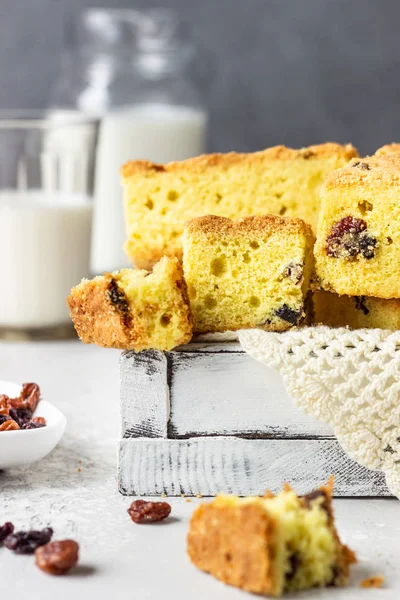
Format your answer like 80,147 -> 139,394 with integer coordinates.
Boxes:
50,9 -> 208,273
0,112 -> 97,340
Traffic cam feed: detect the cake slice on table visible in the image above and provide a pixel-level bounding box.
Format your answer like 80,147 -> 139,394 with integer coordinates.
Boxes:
314,154 -> 400,298
313,290 -> 400,330
187,479 -> 356,597
182,214 -> 313,333
68,256 -> 192,352
122,143 -> 358,269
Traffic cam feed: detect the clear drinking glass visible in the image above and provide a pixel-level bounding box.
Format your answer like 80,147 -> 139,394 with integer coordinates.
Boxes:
0,111 -> 97,340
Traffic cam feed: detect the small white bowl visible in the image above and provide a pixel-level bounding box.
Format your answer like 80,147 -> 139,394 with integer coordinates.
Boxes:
0,380 -> 67,469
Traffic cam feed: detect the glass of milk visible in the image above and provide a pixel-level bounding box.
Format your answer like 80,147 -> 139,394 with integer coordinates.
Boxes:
50,8 -> 209,273
0,111 -> 97,340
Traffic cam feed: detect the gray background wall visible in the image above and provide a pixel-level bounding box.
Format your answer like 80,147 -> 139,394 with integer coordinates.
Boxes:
1,0 -> 399,155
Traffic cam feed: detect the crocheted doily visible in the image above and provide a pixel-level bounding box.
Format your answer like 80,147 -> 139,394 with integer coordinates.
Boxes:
239,326 -> 400,498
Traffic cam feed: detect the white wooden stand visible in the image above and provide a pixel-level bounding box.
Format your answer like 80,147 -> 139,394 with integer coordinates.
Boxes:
118,341 -> 389,497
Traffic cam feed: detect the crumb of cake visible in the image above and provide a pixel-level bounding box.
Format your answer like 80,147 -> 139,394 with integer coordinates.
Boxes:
185,499 -> 192,503
360,575 -> 384,588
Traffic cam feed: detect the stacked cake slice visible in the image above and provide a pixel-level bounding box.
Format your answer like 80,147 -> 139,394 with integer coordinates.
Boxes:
313,152 -> 400,328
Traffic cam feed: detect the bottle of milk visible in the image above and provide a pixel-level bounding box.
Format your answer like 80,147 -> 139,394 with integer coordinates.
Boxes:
50,9 -> 208,274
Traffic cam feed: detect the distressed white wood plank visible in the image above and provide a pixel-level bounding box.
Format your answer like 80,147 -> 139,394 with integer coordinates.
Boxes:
178,341 -> 242,353
118,437 -> 390,497
120,350 -> 169,438
168,350 -> 333,437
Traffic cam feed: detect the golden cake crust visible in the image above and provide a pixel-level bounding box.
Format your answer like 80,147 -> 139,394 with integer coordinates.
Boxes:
185,214 -> 312,238
323,154 -> 400,190
121,143 -> 358,178
187,502 -> 277,595
375,143 -> 400,156
68,274 -> 132,349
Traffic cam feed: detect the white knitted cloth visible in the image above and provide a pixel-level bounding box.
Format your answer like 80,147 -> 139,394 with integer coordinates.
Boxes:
239,326 -> 400,498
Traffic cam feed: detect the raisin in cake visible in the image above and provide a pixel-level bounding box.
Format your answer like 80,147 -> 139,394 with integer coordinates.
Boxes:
182,214 -> 313,334
187,480 -> 356,597
68,257 -> 192,351
314,154 -> 400,298
313,290 -> 400,330
122,143 -> 357,269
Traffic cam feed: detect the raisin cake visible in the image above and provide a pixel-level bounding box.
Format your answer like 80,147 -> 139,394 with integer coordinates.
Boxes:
68,256 -> 192,351
182,214 -> 313,334
122,143 -> 357,269
187,480 -> 356,597
314,154 -> 400,298
313,290 -> 400,330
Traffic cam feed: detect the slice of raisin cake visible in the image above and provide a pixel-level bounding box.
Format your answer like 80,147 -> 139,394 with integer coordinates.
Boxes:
187,480 -> 356,597
182,214 -> 313,334
314,154 -> 400,298
68,256 -> 192,351
122,143 -> 357,269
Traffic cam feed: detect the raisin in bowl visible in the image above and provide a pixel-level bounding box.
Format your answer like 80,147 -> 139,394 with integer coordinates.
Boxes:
0,381 -> 66,469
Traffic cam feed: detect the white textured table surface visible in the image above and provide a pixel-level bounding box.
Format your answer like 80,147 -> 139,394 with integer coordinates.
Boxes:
1,340 -> 399,599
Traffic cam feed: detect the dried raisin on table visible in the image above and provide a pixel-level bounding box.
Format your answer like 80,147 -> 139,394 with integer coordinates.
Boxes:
35,540 -> 79,575
0,522 -> 14,542
4,527 -> 53,554
127,500 -> 171,523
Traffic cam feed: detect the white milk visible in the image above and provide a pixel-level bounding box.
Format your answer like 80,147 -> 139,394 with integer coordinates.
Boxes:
90,103 -> 207,274
0,191 -> 92,328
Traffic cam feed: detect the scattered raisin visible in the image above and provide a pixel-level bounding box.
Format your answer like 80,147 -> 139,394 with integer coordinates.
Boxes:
127,500 -> 171,523
325,216 -> 377,260
9,407 -> 33,427
352,161 -> 371,171
282,262 -> 303,285
274,305 -> 304,325
4,527 -> 53,554
35,540 -> 79,575
354,296 -> 369,316
0,522 -> 14,542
